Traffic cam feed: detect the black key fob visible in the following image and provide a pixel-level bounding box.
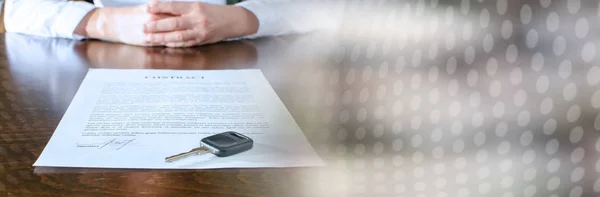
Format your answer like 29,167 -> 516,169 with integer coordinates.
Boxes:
201,131 -> 254,157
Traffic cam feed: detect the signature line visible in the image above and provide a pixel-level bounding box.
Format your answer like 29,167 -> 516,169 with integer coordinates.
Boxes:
99,139 -> 116,149
117,139 -> 135,150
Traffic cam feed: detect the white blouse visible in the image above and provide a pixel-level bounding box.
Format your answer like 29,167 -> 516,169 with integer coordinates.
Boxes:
3,0 -> 340,40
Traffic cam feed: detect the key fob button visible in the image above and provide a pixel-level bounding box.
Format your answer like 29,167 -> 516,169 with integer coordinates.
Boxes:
201,131 -> 253,157
204,134 -> 238,147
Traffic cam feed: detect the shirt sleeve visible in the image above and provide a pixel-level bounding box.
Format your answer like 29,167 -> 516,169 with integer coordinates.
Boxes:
234,0 -> 344,39
4,0 -> 96,40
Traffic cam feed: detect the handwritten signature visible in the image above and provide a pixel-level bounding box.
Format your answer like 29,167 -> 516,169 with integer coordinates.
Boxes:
76,138 -> 136,150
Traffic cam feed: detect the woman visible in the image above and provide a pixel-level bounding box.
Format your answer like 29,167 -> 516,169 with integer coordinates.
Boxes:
4,0 -> 336,47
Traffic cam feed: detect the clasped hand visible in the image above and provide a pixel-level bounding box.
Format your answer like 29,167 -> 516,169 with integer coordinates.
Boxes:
91,0 -> 259,48
144,0 -> 259,47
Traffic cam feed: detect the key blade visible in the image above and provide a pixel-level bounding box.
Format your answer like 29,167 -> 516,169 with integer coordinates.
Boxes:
165,147 -> 211,163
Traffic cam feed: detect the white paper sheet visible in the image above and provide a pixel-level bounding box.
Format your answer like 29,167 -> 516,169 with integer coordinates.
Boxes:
33,69 -> 324,169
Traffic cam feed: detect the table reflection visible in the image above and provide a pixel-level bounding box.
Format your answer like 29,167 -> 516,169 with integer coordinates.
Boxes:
5,33 -> 89,112
4,33 -> 262,112
79,40 -> 258,70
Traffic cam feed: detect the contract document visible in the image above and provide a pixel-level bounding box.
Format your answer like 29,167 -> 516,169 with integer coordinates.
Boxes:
34,69 -> 324,169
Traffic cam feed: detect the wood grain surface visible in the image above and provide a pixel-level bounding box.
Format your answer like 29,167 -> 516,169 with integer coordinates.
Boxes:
0,34 -> 332,197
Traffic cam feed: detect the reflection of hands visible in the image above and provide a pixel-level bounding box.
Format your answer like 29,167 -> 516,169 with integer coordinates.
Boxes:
143,0 -> 259,47
78,41 -> 258,70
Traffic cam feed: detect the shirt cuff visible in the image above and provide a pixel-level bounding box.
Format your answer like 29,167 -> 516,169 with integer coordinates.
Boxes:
53,2 -> 96,40
235,1 -> 281,39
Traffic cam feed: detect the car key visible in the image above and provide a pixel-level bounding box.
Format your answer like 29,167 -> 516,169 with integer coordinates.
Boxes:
165,131 -> 253,162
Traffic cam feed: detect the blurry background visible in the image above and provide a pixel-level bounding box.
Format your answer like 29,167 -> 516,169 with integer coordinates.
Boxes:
278,0 -> 600,196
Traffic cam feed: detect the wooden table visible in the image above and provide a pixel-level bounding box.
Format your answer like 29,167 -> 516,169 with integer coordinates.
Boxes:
0,33 -> 341,197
